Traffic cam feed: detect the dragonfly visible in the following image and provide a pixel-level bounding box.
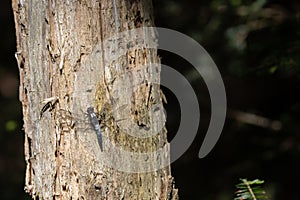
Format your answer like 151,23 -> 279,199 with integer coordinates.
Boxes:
38,95 -> 126,153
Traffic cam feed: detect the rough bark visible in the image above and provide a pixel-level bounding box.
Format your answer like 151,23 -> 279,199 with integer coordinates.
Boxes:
12,0 -> 178,199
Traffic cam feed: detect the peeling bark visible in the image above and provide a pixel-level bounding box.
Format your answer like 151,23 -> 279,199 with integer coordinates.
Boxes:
12,0 -> 178,199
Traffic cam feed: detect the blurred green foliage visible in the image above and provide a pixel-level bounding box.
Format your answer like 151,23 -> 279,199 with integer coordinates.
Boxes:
234,179 -> 268,200
153,0 -> 300,199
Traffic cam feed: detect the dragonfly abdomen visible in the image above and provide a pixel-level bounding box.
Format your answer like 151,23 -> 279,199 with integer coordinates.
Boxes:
87,107 -> 103,151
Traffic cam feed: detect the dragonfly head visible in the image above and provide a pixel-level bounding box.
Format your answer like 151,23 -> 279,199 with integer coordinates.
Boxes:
87,107 -> 95,114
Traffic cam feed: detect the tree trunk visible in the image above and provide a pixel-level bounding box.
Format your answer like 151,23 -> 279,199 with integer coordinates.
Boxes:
12,0 -> 178,199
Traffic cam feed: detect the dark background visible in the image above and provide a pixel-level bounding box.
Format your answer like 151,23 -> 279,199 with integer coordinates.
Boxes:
1,0 -> 300,199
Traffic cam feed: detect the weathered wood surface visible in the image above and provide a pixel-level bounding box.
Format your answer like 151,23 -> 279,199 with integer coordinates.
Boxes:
12,0 -> 178,199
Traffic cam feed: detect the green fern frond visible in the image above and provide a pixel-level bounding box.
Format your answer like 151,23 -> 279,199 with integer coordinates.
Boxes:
234,178 -> 268,200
